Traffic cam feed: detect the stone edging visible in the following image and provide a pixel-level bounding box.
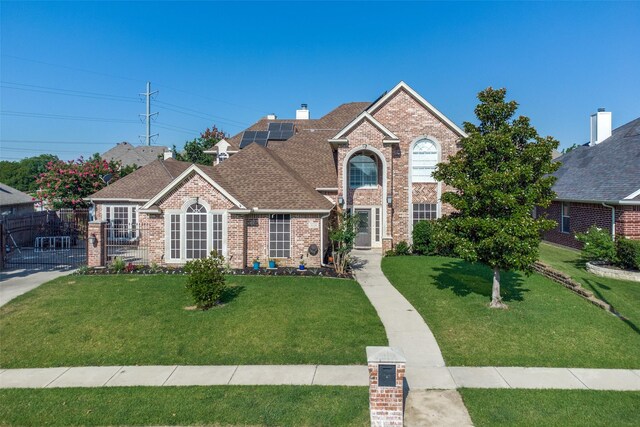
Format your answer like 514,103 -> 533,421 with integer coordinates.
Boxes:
586,262 -> 640,283
532,261 -> 620,315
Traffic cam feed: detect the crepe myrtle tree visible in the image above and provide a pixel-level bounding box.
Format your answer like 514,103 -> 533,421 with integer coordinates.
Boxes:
433,87 -> 559,309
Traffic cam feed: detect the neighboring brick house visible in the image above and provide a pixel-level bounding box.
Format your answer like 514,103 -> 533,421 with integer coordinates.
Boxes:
541,112 -> 640,249
88,81 -> 465,267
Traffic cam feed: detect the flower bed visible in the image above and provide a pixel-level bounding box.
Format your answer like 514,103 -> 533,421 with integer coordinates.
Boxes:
75,265 -> 352,279
586,261 -> 640,283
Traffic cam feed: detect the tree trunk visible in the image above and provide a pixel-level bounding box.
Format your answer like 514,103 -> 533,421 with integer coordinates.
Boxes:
490,267 -> 508,309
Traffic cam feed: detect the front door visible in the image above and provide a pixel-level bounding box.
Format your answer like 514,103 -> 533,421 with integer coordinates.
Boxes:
355,209 -> 371,248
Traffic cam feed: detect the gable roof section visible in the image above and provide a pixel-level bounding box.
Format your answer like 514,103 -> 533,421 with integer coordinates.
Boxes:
552,117 -> 640,204
328,111 -> 400,144
88,158 -> 191,201
141,164 -> 245,210
367,81 -> 467,138
0,182 -> 34,207
209,143 -> 334,211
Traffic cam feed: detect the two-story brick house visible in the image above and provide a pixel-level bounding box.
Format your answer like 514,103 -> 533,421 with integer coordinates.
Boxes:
88,81 -> 465,268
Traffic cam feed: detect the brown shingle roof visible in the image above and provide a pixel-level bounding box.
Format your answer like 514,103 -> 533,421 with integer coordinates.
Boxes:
89,158 -> 191,200
0,182 -> 34,207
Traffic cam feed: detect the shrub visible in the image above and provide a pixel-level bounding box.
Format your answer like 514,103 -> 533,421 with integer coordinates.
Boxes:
575,226 -> 617,263
184,251 -> 227,309
394,241 -> 411,256
412,220 -> 437,255
384,249 -> 396,257
615,238 -> 640,271
111,257 -> 126,273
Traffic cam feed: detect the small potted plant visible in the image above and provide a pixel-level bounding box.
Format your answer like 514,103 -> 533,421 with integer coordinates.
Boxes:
252,257 -> 260,271
299,256 -> 306,271
268,257 -> 276,269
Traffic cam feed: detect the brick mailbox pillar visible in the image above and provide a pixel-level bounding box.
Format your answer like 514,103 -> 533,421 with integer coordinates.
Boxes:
87,221 -> 107,267
367,346 -> 406,427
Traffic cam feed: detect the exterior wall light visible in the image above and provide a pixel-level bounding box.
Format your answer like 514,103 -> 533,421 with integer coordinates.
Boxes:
338,196 -> 344,206
387,195 -> 393,206
88,234 -> 97,246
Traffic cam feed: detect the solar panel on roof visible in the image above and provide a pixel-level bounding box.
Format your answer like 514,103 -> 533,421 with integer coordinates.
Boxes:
240,131 -> 270,148
267,122 -> 294,141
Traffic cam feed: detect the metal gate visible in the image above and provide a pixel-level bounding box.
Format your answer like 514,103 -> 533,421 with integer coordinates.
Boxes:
2,209 -> 89,269
106,222 -> 149,266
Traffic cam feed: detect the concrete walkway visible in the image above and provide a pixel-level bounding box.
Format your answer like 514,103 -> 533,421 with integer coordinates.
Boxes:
352,250 -> 453,389
2,365 -> 638,390
0,267 -> 73,307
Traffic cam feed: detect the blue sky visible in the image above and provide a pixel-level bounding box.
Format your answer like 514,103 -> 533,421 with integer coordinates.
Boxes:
1,1 -> 639,161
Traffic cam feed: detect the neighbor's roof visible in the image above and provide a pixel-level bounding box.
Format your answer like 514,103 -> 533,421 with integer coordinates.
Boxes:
0,182 -> 34,207
102,142 -> 168,168
553,117 -> 640,203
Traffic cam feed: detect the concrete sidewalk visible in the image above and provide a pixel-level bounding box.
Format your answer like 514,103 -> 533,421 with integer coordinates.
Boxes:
1,365 -> 638,390
352,250 -> 452,389
0,267 -> 73,307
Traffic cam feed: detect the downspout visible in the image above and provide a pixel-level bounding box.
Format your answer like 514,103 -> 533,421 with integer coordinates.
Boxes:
320,211 -> 332,267
602,202 -> 616,240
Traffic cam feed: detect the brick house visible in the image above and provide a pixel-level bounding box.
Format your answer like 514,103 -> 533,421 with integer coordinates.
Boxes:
88,81 -> 465,268
541,112 -> 640,249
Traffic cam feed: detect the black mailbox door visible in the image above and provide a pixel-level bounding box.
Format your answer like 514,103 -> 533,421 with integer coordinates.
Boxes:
379,364 -> 396,387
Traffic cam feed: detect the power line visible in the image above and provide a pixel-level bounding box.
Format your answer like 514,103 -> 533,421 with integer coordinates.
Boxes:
0,139 -> 115,145
1,81 -> 140,103
1,147 -> 96,154
155,100 -> 250,126
1,110 -> 138,123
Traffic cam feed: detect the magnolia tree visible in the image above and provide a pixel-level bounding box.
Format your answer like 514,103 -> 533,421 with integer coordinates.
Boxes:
36,155 -> 121,209
433,87 -> 559,309
329,211 -> 359,274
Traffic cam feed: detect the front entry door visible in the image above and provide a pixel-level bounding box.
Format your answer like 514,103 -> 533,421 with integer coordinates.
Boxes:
355,209 -> 371,248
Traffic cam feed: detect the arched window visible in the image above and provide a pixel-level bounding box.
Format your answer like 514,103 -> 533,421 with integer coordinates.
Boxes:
412,139 -> 438,183
349,154 -> 378,189
185,203 -> 207,259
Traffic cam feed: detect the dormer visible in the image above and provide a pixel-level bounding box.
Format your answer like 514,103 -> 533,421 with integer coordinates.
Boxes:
204,139 -> 237,164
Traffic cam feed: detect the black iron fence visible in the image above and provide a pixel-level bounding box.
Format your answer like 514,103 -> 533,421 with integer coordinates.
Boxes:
105,222 -> 149,266
2,209 -> 89,269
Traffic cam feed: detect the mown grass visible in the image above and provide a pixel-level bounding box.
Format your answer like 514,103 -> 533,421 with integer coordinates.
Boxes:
460,389 -> 640,427
0,386 -> 369,426
0,275 -> 386,368
539,241 -> 640,328
382,256 -> 640,368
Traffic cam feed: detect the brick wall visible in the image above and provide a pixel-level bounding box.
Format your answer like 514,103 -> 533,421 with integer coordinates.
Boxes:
368,362 -> 406,426
336,88 -> 461,250
542,201 -> 640,249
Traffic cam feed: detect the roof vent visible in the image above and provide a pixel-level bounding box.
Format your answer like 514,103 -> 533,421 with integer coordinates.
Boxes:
163,150 -> 174,160
296,104 -> 310,120
590,109 -> 612,146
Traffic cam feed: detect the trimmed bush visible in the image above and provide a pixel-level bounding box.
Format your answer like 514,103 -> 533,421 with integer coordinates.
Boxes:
575,226 -> 617,264
616,238 -> 640,271
184,251 -> 227,310
412,220 -> 437,255
394,241 -> 411,256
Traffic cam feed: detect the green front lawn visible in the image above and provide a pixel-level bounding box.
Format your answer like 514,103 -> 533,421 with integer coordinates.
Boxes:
539,241 -> 640,327
382,256 -> 640,368
460,389 -> 640,427
0,275 -> 386,368
0,386 -> 369,426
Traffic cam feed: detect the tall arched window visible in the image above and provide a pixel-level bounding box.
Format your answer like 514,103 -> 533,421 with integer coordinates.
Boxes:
349,154 -> 378,189
412,139 -> 438,183
185,203 -> 208,259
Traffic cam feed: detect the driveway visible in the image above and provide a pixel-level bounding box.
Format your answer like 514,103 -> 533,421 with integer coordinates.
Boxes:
0,267 -> 73,307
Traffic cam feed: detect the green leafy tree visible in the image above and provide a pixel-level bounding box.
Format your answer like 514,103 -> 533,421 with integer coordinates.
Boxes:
433,87 -> 559,308
0,154 -> 59,193
174,125 -> 227,165
329,211 -> 359,274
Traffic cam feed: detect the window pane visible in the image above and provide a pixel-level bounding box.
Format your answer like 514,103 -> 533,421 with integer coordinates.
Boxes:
349,154 -> 378,188
412,140 -> 438,182
269,214 -> 291,258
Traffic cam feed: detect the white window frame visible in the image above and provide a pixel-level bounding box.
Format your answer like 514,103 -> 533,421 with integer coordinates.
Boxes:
268,214 -> 292,259
103,205 -> 139,240
164,200 -> 228,263
561,202 -> 570,233
412,139 -> 439,183
412,203 -> 438,225
348,154 -> 378,189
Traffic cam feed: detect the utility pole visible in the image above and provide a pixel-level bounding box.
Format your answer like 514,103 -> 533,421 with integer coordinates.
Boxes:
139,81 -> 158,145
